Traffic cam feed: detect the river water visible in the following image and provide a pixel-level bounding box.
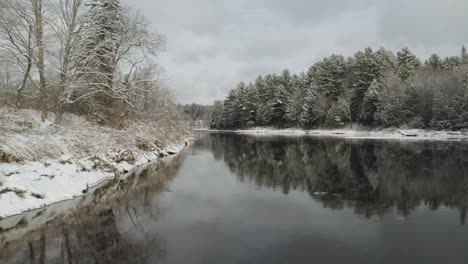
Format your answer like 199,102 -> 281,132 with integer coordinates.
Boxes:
1,132 -> 468,264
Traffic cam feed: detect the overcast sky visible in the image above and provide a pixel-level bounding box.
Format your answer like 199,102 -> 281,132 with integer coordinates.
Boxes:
123,0 -> 468,105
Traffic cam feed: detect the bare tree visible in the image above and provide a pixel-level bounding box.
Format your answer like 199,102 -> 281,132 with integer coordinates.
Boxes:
50,0 -> 84,124
31,0 -> 48,121
72,4 -> 164,123
0,0 -> 35,107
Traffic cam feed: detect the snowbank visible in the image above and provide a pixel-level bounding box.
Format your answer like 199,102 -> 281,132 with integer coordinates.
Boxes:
228,128 -> 468,141
0,108 -> 191,218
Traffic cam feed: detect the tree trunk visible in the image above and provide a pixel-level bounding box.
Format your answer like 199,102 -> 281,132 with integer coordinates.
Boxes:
16,57 -> 33,108
55,0 -> 81,125
33,0 -> 47,122
54,78 -> 65,125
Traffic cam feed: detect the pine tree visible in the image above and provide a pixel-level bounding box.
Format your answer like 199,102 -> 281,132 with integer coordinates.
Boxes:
314,54 -> 348,101
461,45 -> 468,65
255,75 -> 274,126
351,48 -> 379,123
375,47 -> 397,72
442,56 -> 461,70
359,79 -> 380,125
268,84 -> 290,127
244,83 -> 258,127
397,47 -> 420,81
210,100 -> 224,129
222,90 -> 240,129
286,73 -> 307,126
299,85 -> 322,128
425,54 -> 443,70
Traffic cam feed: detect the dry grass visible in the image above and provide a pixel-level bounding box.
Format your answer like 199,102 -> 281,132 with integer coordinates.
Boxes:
0,107 -> 191,164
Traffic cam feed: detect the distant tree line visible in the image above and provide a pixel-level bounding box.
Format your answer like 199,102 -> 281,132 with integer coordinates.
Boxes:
211,46 -> 468,130
0,0 -> 181,127
179,103 -> 212,122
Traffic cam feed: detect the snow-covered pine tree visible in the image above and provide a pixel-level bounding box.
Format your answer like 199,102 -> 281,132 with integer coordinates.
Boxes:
299,84 -> 322,128
244,82 -> 258,127
359,79 -> 380,125
236,82 -> 251,129
351,48 -> 379,123
222,89 -> 240,129
286,73 -> 307,126
425,54 -> 443,70
314,54 -> 348,101
268,83 -> 290,127
397,47 -> 420,81
461,45 -> 468,65
374,47 -> 397,73
442,56 -> 461,70
255,75 -> 272,126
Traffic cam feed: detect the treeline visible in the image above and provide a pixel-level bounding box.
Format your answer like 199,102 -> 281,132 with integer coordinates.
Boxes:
212,47 -> 468,130
0,0 -> 180,127
179,103 -> 212,122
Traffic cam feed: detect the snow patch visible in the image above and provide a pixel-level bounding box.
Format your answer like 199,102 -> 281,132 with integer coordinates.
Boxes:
0,108 -> 192,218
229,128 -> 468,141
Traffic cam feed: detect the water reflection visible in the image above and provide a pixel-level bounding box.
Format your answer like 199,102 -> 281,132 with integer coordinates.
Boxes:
196,133 -> 468,222
2,133 -> 468,264
0,154 -> 186,264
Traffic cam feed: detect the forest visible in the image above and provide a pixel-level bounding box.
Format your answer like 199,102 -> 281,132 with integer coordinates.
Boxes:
0,0 -> 181,127
211,47 -> 468,131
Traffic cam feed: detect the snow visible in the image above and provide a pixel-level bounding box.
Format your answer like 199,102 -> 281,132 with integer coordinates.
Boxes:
0,108 -> 191,218
0,143 -> 189,219
229,127 -> 468,141
0,161 -> 113,218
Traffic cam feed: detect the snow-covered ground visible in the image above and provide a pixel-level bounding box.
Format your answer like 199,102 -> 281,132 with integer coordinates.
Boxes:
0,108 -> 191,218
218,127 -> 468,141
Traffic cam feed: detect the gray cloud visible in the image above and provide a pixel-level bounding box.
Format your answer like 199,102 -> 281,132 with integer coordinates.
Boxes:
124,0 -> 468,104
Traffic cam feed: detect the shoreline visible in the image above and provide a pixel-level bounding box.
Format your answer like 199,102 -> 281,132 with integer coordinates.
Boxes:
0,150 -> 188,251
0,107 -> 192,219
200,128 -> 468,141
0,139 -> 190,219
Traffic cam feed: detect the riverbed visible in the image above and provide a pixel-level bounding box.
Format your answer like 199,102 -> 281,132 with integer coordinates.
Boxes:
1,132 -> 468,263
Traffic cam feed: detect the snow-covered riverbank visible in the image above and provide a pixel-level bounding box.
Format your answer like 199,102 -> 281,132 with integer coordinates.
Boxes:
0,108 -> 191,218
207,127 -> 468,141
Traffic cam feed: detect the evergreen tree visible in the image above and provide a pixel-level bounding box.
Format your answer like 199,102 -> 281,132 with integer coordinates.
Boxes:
374,47 -> 397,72
210,101 -> 224,129
351,48 -> 379,123
287,73 -> 307,126
314,54 -> 348,101
299,85 -> 322,128
222,90 -> 240,128
397,48 -> 420,81
461,45 -> 468,65
359,79 -> 380,125
268,84 -> 290,127
442,56 -> 461,70
425,54 -> 443,70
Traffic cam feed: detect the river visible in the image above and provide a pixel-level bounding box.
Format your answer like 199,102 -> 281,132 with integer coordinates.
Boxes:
1,132 -> 468,264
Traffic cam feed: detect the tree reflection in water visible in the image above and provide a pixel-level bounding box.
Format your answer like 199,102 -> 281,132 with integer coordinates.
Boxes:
0,154 -> 186,264
196,133 -> 468,223
2,133 -> 468,264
